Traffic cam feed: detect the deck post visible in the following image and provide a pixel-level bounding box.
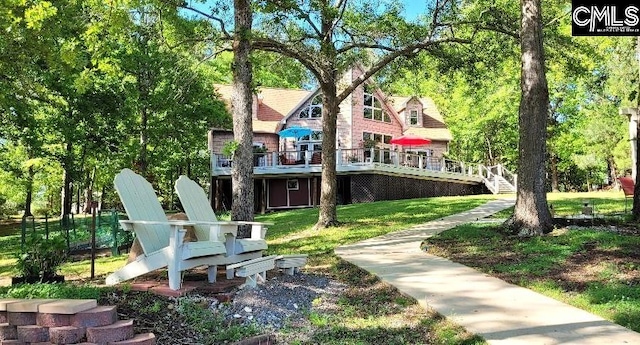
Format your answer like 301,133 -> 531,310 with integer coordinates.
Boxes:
261,179 -> 267,214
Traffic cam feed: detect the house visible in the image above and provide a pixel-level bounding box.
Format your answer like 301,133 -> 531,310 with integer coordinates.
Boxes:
208,67 -> 494,212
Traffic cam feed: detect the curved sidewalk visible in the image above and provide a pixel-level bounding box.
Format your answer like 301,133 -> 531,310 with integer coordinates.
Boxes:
335,198 -> 640,345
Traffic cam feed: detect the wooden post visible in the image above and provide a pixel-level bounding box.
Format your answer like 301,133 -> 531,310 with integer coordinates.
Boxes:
90,202 -> 97,279
261,179 -> 267,214
312,177 -> 318,207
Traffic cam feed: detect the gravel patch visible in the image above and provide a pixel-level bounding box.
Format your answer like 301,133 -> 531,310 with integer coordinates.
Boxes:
216,273 -> 346,330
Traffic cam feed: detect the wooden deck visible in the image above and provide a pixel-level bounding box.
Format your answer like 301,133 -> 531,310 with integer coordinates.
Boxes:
211,148 -> 485,185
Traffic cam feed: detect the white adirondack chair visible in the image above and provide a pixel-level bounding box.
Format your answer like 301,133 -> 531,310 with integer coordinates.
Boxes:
106,169 -> 237,290
174,175 -> 269,278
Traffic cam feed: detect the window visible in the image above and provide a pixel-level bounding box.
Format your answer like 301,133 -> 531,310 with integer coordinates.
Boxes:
363,132 -> 392,145
363,85 -> 390,123
299,131 -> 323,141
287,179 -> 299,190
299,95 -> 322,119
409,110 -> 419,125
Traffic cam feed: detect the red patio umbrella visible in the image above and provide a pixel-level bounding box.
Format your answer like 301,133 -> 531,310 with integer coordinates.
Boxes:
390,134 -> 431,147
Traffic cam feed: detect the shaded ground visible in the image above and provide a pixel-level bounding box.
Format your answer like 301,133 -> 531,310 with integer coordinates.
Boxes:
97,263 -> 474,345
425,225 -> 640,294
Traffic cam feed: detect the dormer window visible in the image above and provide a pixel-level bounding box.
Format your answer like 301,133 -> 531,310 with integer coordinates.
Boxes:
299,94 -> 322,119
363,85 -> 391,123
409,110 -> 419,125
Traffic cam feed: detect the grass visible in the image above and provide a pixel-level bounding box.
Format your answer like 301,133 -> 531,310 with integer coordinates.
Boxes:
424,192 -> 640,333
3,192 -> 634,343
0,194 -> 494,344
492,190 -> 628,218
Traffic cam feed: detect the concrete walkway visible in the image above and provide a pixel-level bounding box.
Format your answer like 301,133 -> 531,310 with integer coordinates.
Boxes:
335,198 -> 640,345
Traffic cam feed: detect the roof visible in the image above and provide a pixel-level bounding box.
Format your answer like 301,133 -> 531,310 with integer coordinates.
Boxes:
389,96 -> 452,141
214,84 -> 452,141
404,128 -> 453,141
215,84 -> 311,122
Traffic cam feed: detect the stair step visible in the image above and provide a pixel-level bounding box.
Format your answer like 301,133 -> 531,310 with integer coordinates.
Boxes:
49,325 -> 86,344
0,322 -> 17,340
16,324 -> 49,343
71,306 -> 117,328
6,299 -> 56,313
7,312 -> 36,326
39,299 -> 97,315
86,319 -> 134,344
110,333 -> 156,345
36,312 -> 70,327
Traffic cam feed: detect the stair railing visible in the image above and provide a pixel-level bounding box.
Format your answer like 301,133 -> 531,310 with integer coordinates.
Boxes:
478,164 -> 499,194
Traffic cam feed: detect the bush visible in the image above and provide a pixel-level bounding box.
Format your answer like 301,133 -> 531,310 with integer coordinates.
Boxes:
14,235 -> 68,280
0,194 -> 19,219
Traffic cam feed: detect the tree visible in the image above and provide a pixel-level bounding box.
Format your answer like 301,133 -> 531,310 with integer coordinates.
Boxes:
250,0 -> 472,227
230,0 -> 256,226
504,0 -> 552,235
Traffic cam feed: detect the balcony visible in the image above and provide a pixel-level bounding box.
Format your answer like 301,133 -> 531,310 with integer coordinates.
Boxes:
211,148 -> 485,184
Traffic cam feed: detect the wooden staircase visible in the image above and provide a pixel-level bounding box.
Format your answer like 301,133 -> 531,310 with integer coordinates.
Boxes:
480,164 -> 517,194
485,175 -> 516,194
0,299 -> 155,344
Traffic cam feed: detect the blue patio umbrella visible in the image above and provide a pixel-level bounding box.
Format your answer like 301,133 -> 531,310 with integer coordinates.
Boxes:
278,126 -> 313,138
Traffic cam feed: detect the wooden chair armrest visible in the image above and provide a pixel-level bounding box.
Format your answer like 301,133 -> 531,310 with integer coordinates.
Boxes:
119,220 -> 193,231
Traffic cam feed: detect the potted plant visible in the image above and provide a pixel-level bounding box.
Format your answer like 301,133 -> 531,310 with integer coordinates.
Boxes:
13,235 -> 67,284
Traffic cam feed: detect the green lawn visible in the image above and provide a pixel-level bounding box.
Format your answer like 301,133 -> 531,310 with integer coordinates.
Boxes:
0,194 -> 495,344
3,192 -> 631,343
492,191 -> 628,218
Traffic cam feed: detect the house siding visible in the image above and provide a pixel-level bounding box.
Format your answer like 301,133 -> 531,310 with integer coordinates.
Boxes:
209,131 -> 280,153
349,75 -> 403,148
404,98 -> 423,127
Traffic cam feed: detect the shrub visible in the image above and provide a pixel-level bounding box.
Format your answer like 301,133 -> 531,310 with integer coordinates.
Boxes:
15,235 -> 68,280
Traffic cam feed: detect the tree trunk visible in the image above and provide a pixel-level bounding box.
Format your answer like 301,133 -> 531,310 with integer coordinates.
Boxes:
607,156 -> 617,188
315,5 -> 340,228
504,0 -> 552,236
550,153 -> 559,192
316,81 -> 340,228
137,107 -> 149,176
231,0 -> 255,236
632,37 -> 640,220
60,141 -> 73,226
23,166 -> 34,217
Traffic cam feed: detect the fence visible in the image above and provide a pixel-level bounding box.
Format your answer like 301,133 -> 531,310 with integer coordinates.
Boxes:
20,210 -> 132,256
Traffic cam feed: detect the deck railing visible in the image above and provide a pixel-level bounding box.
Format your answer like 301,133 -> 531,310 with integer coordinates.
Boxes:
212,148 -> 489,178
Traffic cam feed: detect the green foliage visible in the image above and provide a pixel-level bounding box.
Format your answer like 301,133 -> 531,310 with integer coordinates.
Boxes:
14,234 -> 67,279
177,298 -> 260,342
0,282 -> 107,300
222,140 -> 240,157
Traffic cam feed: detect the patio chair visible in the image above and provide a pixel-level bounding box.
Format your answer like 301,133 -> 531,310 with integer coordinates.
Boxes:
106,168 -> 234,290
174,175 -> 269,278
619,177 -> 635,213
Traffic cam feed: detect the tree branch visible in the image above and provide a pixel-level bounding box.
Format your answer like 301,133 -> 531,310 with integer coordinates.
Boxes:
178,4 -> 232,39
337,37 -> 471,102
252,38 -> 322,80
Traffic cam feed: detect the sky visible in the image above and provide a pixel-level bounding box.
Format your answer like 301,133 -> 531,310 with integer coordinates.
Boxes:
400,0 -> 428,21
185,1 -> 429,22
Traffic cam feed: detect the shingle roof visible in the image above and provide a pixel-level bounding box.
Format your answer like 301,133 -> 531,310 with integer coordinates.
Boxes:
214,85 -> 451,141
215,84 -> 311,122
389,96 -> 452,141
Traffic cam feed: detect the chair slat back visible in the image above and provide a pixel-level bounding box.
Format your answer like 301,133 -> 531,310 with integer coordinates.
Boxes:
619,177 -> 635,197
114,169 -> 170,254
175,175 -> 218,241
